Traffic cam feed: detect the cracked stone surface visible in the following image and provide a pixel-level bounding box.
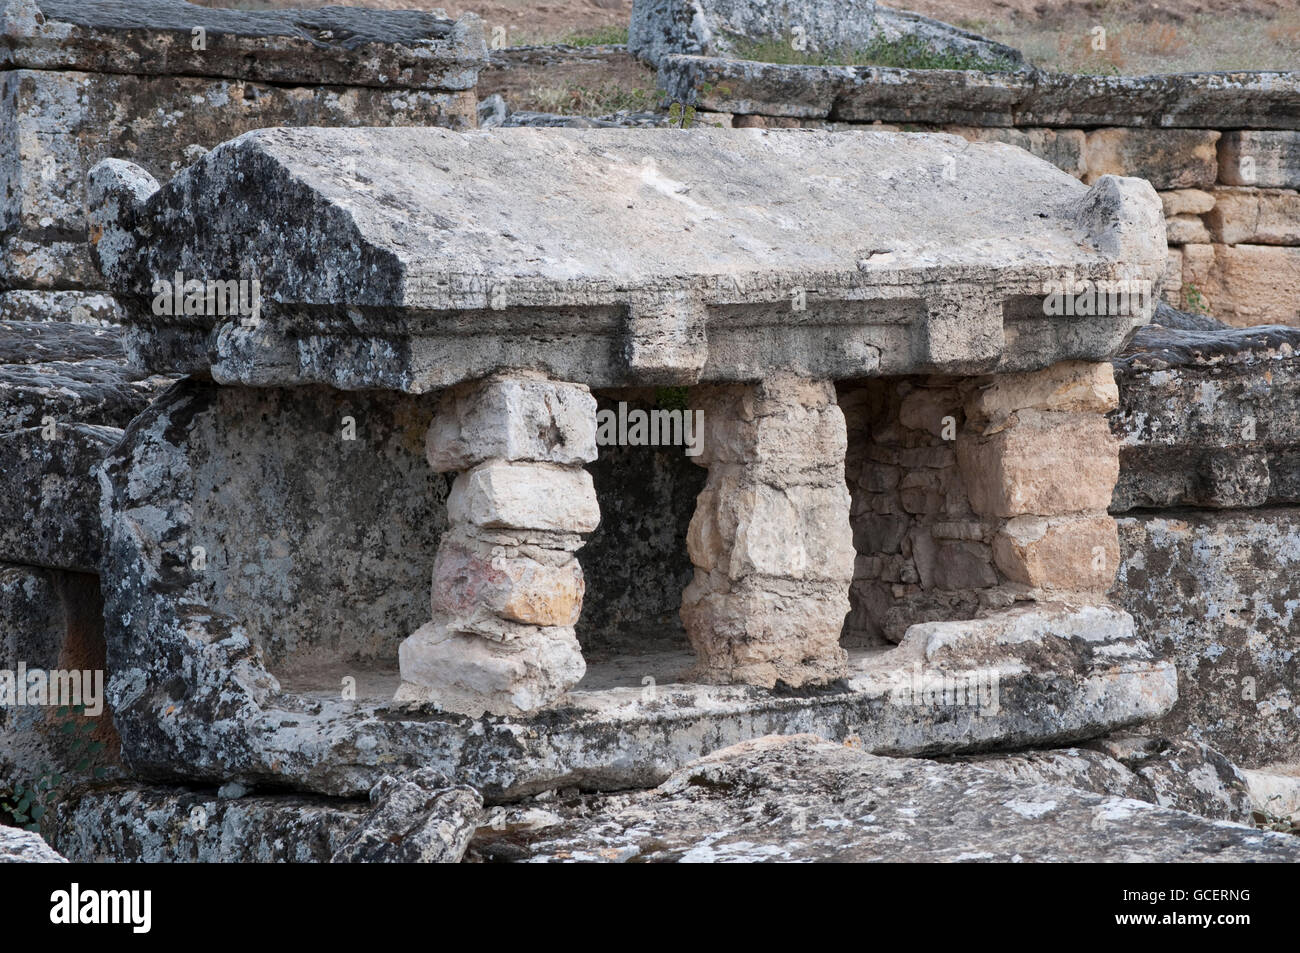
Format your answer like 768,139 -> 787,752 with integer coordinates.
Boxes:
469,735 -> 1300,862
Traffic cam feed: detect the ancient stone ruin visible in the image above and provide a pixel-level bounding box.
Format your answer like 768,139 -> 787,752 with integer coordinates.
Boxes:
2,0 -> 1299,866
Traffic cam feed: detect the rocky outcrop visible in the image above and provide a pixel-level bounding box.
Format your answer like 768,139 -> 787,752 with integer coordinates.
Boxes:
630,0 -> 1023,69
469,735 -> 1300,862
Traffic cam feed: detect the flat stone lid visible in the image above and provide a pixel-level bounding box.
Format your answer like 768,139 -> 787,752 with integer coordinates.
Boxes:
0,0 -> 484,89
94,126 -> 1165,391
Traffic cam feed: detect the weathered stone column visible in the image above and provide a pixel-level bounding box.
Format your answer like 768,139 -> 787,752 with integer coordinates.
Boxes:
681,376 -> 854,687
956,361 -> 1121,597
396,373 -> 600,716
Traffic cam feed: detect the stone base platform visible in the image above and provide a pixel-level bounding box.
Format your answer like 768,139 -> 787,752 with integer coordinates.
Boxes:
115,604 -> 1173,801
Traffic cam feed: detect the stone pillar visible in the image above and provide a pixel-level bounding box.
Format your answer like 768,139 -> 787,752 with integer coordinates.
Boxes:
396,373 -> 600,717
956,361 -> 1121,597
681,376 -> 854,687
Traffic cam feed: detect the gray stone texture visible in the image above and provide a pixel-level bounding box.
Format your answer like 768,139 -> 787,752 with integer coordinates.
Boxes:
330,769 -> 483,864
1111,510 -> 1300,768
629,0 -> 1023,70
0,0 -> 485,90
660,57 -> 1300,129
46,782 -> 367,863
0,824 -> 66,862
1111,324 -> 1300,511
1,66 -> 477,290
469,735 -> 1300,862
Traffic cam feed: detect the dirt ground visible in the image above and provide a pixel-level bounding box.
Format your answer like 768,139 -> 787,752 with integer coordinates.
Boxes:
203,0 -> 1299,73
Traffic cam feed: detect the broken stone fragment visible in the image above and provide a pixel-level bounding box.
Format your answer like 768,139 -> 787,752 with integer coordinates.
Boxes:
331,768 -> 483,864
0,826 -> 67,863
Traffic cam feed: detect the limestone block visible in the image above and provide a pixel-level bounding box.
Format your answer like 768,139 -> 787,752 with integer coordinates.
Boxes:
446,461 -> 600,534
1181,243 -> 1300,327
426,376 -> 597,472
1160,246 -> 1183,304
943,126 -> 1085,178
46,784 -> 367,863
628,0 -> 1023,68
692,377 -> 846,483
1205,187 -> 1300,245
431,535 -> 585,628
1083,128 -> 1220,190
1165,214 -> 1210,245
89,127 -> 1166,389
1159,189 -> 1215,217
965,360 -> 1118,426
993,514 -> 1119,591
0,0 -> 486,90
1111,324 -> 1300,511
396,619 -> 586,717
470,734 -> 1300,863
1218,130 -> 1300,188
957,410 -> 1120,518
679,575 -> 849,688
686,479 -> 854,583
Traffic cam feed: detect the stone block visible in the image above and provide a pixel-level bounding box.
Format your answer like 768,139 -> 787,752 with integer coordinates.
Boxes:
943,126 -> 1086,178
686,479 -> 854,583
396,619 -> 586,717
993,514 -> 1119,591
431,536 -> 585,628
1113,510 -> 1300,768
1083,128 -> 1220,190
1165,214 -> 1210,245
89,127 -> 1166,389
469,734 -> 1299,863
957,410 -> 1120,518
1205,187 -> 1300,245
1159,189 -> 1215,217
0,0 -> 486,90
426,376 -> 597,472
966,360 -> 1118,426
331,768 -> 482,864
446,461 -> 600,534
1218,130 -> 1300,188
1111,324 -> 1300,511
679,575 -> 849,687
1181,242 -> 1300,327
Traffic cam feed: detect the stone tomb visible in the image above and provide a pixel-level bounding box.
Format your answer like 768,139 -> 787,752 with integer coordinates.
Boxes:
88,126 -> 1172,798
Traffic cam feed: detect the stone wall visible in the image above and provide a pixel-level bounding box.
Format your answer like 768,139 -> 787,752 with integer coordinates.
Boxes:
0,0 -> 484,318
1109,321 -> 1300,768
841,362 -> 1122,646
661,59 -> 1300,326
